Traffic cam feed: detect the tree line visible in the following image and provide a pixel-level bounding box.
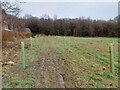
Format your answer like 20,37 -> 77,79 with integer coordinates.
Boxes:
24,15 -> 119,37
1,1 -> 119,37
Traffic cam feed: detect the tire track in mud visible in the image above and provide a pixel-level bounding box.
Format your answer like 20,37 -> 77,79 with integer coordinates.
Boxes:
48,39 -> 65,88
50,52 -> 65,88
34,37 -> 65,88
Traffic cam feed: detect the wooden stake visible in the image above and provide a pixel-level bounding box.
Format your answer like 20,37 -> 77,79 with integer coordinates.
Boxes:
30,37 -> 32,49
109,43 -> 115,74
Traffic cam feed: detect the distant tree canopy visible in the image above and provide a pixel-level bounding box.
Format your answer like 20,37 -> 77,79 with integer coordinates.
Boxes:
23,15 -> 119,37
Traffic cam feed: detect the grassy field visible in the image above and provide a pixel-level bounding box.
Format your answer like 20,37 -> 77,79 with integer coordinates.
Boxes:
2,36 -> 118,88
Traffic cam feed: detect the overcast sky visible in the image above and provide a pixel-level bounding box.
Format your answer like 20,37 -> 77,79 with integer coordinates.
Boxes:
18,0 -> 119,2
18,0 -> 119,20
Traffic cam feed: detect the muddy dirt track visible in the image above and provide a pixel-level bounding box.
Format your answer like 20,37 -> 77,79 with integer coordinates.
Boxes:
27,37 -> 65,88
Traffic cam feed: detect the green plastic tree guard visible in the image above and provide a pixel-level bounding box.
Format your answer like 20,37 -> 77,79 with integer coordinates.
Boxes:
21,42 -> 26,69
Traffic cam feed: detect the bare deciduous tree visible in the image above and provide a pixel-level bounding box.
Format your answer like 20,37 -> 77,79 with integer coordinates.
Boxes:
1,0 -> 23,16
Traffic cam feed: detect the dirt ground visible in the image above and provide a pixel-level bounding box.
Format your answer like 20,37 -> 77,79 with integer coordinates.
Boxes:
2,37 -> 66,88
2,39 -> 30,83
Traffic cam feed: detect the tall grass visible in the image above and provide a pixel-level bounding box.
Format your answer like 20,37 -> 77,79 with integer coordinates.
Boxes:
2,30 -> 32,42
